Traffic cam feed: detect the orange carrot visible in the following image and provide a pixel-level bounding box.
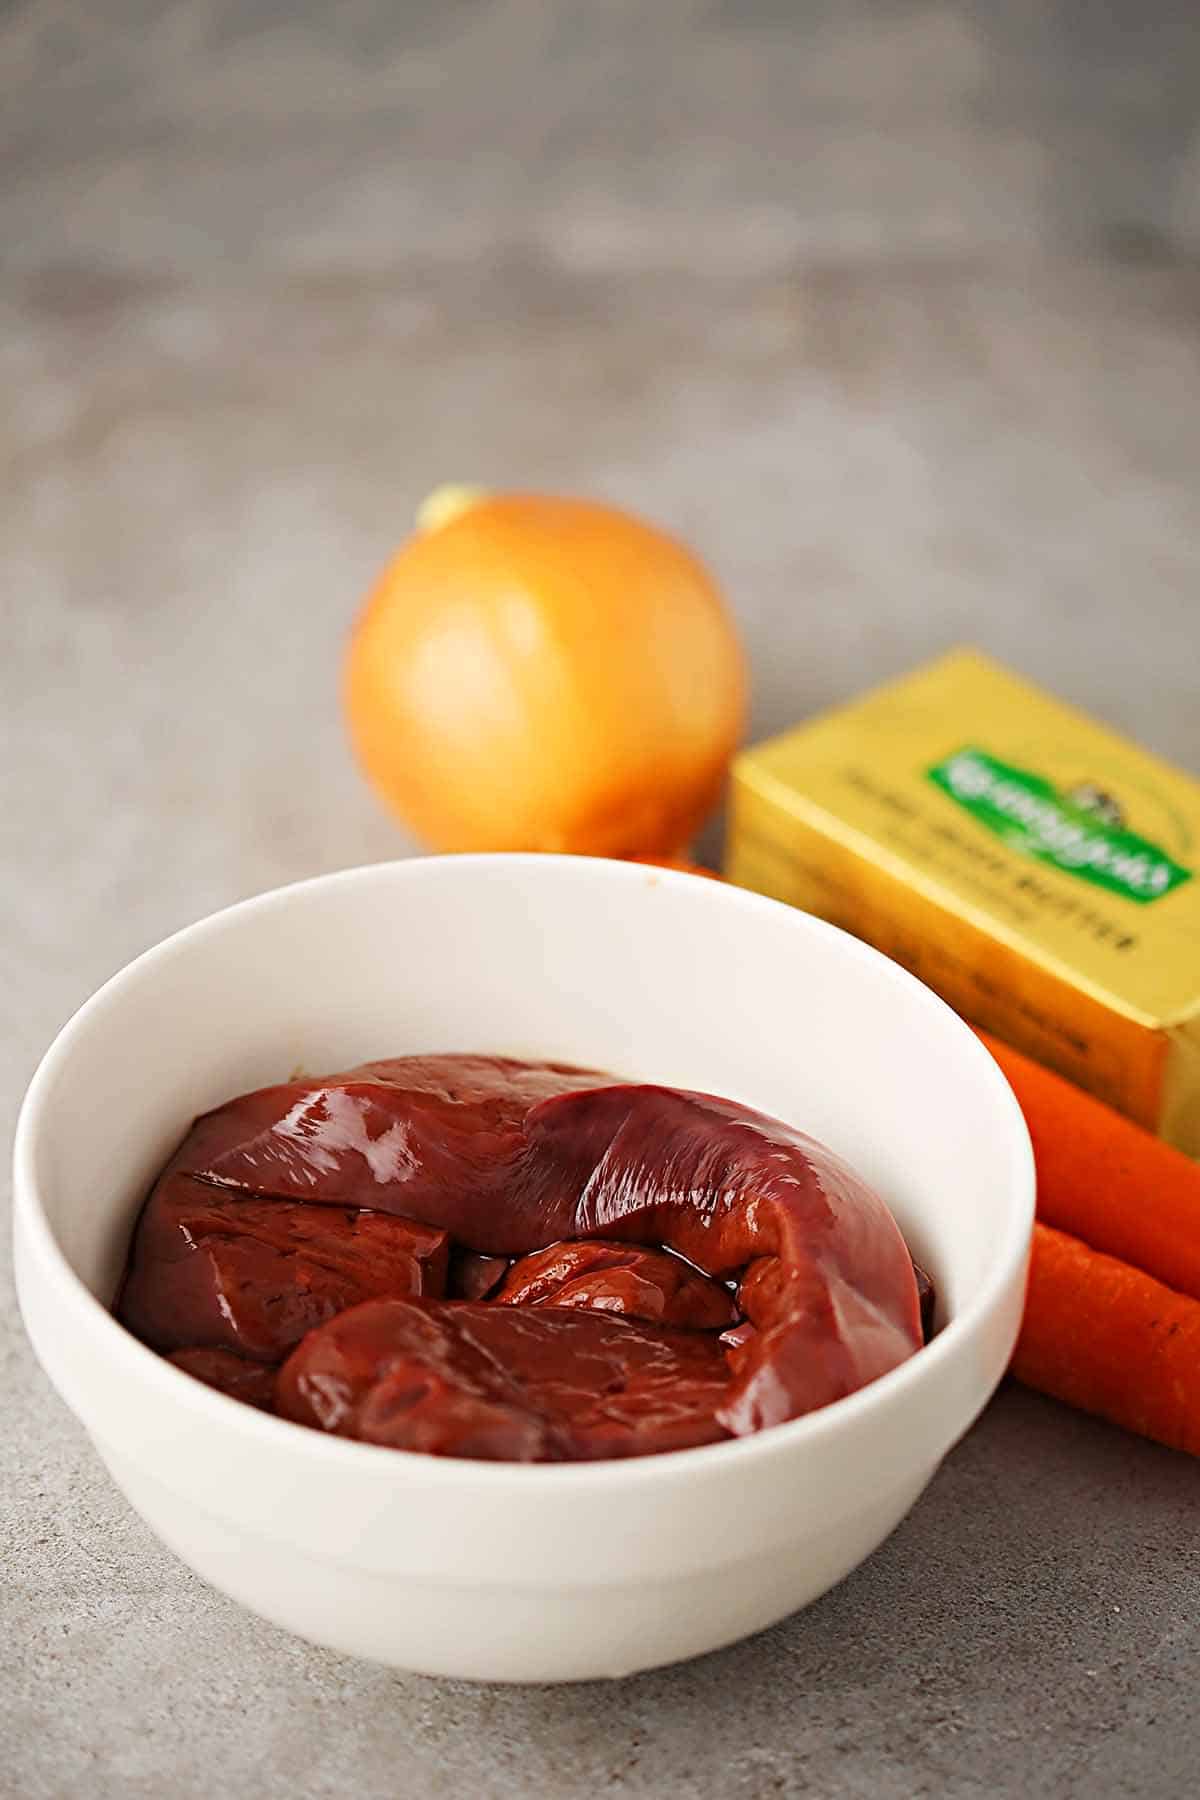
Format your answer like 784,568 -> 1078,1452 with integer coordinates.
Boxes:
1013,1223 -> 1200,1455
977,1031 -> 1200,1303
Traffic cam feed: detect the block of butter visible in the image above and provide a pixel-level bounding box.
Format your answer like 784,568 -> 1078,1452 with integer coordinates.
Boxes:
726,648 -> 1200,1155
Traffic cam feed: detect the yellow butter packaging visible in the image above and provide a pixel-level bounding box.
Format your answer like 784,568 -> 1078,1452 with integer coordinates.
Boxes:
726,649 -> 1200,1155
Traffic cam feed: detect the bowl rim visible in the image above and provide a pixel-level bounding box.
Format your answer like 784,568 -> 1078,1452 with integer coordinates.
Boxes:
13,853 -> 1035,1491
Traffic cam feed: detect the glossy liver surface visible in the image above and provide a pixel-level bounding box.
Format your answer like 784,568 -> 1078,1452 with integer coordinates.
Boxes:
117,1055 -> 925,1460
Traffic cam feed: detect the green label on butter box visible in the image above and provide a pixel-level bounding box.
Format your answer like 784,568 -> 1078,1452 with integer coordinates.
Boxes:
928,748 -> 1192,904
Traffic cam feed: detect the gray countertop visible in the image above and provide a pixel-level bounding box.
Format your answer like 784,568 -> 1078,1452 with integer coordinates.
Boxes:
4,5 -> 1200,1795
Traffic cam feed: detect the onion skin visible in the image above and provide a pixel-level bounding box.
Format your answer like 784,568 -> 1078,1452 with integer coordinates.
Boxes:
343,494 -> 747,856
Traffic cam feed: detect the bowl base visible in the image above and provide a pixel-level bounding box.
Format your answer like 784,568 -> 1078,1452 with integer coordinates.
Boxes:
103,1447 -> 934,1682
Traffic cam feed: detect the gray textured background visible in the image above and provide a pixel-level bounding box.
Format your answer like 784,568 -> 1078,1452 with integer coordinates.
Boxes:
3,3 -> 1200,1796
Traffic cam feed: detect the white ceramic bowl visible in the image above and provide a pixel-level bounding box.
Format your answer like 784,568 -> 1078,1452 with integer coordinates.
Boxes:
14,855 -> 1033,1682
